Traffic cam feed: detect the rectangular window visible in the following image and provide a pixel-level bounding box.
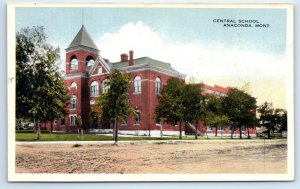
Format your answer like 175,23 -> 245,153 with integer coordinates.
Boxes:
134,110 -> 140,125
61,118 -> 65,127
206,126 -> 212,131
98,67 -> 103,74
70,99 -> 76,109
70,115 -> 77,126
218,126 -> 224,131
91,85 -> 99,97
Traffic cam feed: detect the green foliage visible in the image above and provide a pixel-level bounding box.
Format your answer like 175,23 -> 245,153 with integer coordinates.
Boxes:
76,116 -> 83,128
205,95 -> 230,129
16,26 -> 68,124
156,78 -> 185,126
257,102 -> 287,138
222,88 -> 257,138
182,84 -> 203,123
95,70 -> 132,142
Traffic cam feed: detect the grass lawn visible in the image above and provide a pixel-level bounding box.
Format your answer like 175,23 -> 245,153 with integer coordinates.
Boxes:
15,133 -> 286,141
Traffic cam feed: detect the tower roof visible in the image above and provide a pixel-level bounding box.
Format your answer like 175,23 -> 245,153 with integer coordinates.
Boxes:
67,25 -> 98,50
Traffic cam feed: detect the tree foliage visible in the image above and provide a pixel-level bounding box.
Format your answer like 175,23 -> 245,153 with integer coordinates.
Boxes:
16,26 -> 68,139
156,78 -> 185,138
257,102 -> 287,139
222,88 -> 257,138
205,95 -> 230,137
181,84 -> 204,139
95,70 -> 132,142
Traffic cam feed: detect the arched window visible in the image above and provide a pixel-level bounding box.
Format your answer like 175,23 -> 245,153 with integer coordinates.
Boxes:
155,77 -> 161,95
70,95 -> 76,110
86,56 -> 95,71
70,82 -> 77,89
90,81 -> 99,97
134,76 -> 141,93
102,79 -> 110,94
70,56 -> 78,71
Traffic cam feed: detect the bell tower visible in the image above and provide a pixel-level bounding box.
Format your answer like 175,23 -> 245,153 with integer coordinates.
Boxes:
65,25 -> 99,74
64,25 -> 99,131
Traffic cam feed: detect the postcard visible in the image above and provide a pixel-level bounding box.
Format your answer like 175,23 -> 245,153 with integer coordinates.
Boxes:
7,3 -> 294,182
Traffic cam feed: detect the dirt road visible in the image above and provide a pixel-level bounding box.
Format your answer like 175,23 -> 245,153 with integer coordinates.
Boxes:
16,139 -> 287,174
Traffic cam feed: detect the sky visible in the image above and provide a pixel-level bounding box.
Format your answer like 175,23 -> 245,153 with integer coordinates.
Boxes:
15,7 -> 288,109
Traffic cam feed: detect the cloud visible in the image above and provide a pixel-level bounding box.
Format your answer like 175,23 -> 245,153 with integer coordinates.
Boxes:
96,21 -> 287,108
97,21 -> 287,80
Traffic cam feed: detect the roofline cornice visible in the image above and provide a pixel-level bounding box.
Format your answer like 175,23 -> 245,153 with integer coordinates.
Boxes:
117,63 -> 186,79
65,45 -> 99,54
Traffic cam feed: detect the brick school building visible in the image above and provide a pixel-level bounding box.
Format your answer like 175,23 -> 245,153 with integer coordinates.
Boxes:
48,26 -> 256,137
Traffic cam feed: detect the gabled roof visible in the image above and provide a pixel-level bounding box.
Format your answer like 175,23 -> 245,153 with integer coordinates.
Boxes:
67,25 -> 98,50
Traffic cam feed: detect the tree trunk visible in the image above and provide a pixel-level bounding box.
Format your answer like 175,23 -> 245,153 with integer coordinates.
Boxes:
179,121 -> 182,140
160,125 -> 163,139
195,121 -> 199,139
247,126 -> 250,139
114,118 -> 119,143
112,120 -> 116,140
215,125 -> 218,137
230,127 -> 234,139
268,128 -> 271,139
50,120 -> 53,133
35,119 -> 41,140
239,126 -> 242,139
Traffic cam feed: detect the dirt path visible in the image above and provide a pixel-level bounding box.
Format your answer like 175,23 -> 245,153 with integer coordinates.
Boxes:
16,140 -> 287,174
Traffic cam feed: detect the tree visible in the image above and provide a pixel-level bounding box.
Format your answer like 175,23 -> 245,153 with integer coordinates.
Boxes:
76,115 -> 83,136
222,88 -> 257,139
277,109 -> 287,133
95,70 -> 132,143
156,78 -> 185,139
205,95 -> 230,137
257,102 -> 287,139
181,84 -> 204,139
16,26 -> 68,140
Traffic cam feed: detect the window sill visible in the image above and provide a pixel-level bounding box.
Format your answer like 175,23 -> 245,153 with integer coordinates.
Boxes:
133,92 -> 141,95
156,124 -> 162,127
133,124 -> 140,126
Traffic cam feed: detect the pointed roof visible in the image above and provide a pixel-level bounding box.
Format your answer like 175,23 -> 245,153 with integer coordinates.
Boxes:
67,25 -> 98,50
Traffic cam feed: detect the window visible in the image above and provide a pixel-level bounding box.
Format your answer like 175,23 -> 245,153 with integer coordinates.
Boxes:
155,77 -> 161,95
102,79 -> 110,94
70,115 -> 77,126
98,66 -> 103,74
218,126 -> 224,131
70,57 -> 78,71
61,118 -> 65,128
90,81 -> 99,97
206,126 -> 212,131
134,76 -> 141,93
70,95 -> 76,110
86,59 -> 95,70
134,109 -> 141,125
70,82 -> 77,89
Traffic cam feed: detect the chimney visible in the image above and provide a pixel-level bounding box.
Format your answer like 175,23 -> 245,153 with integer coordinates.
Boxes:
129,50 -> 134,66
120,53 -> 128,62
